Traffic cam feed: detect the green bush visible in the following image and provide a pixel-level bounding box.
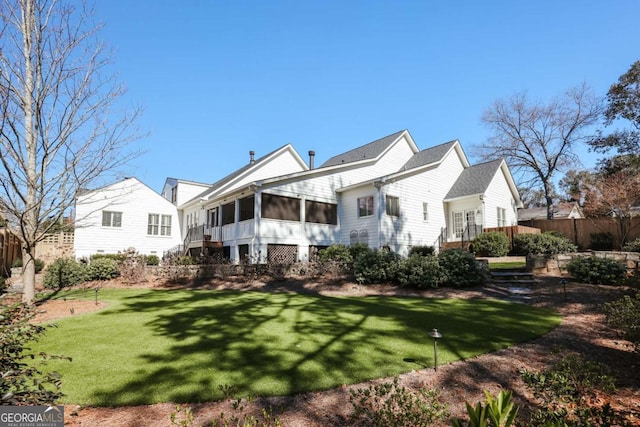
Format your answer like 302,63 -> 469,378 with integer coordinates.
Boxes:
352,248 -> 400,284
90,253 -> 127,262
512,232 -> 577,255
603,291 -> 640,352
591,232 -> 615,251
566,256 -> 627,285
349,243 -> 371,262
145,255 -> 160,266
87,258 -> 120,281
348,377 -> 449,426
319,244 -> 353,264
175,255 -> 196,266
11,258 -> 22,268
472,232 -> 510,257
622,237 -> 640,252
0,276 -> 6,292
438,249 -> 488,288
43,258 -> 88,289
521,353 -> 624,426
397,254 -> 441,289
1,303 -> 69,405
408,245 -> 436,257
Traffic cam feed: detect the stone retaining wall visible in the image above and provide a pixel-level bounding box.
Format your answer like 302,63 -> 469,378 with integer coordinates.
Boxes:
527,251 -> 640,276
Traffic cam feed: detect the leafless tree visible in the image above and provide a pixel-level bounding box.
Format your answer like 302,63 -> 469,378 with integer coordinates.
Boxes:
0,0 -> 141,303
474,84 -> 601,219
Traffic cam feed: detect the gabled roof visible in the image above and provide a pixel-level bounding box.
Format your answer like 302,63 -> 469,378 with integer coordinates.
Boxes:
400,140 -> 460,171
184,144 -> 308,206
319,130 -> 408,168
444,159 -> 504,200
518,202 -> 585,221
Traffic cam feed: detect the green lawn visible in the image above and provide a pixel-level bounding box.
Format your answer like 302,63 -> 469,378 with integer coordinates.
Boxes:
488,261 -> 527,270
32,288 -> 560,406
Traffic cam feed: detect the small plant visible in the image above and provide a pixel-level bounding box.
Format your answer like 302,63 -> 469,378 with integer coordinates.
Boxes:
43,258 -> 88,289
472,232 -> 510,257
622,237 -> 640,252
145,254 -> 160,266
175,255 -> 196,266
453,390 -> 518,427
566,256 -> 627,285
170,404 -> 195,427
438,248 -> 488,288
11,257 -> 22,268
603,291 -> 640,352
12,258 -> 45,273
520,353 -> 627,426
1,303 -> 70,405
348,377 -> 449,426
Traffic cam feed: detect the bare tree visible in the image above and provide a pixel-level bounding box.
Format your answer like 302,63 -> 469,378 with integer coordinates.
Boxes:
583,169 -> 640,248
475,84 -> 601,219
0,0 -> 140,303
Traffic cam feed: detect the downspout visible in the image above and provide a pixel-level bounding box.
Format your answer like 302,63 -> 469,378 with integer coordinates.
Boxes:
373,180 -> 385,249
249,183 -> 260,263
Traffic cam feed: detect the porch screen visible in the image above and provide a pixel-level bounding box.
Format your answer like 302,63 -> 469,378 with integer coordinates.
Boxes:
221,202 -> 235,225
261,193 -> 300,221
305,200 -> 337,224
239,196 -> 255,221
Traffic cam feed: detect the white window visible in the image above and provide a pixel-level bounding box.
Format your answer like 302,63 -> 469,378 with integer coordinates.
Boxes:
385,195 -> 399,217
423,202 -> 429,221
148,214 -> 172,236
453,211 -> 463,238
102,211 -> 122,227
497,207 -> 507,227
358,196 -> 374,217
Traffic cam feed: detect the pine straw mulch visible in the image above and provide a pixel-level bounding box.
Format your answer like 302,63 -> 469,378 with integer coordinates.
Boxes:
25,275 -> 640,426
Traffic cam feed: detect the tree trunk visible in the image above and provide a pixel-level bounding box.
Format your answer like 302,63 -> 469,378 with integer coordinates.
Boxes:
21,248 -> 36,304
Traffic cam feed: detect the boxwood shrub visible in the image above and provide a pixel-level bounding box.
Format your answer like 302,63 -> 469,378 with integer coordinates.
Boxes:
566,256 -> 627,285
353,249 -> 400,284
43,258 -> 88,289
472,232 -> 509,257
438,248 -> 488,288
87,258 -> 120,281
397,254 -> 441,289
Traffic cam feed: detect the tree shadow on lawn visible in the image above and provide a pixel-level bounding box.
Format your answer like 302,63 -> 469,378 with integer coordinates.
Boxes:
85,290 -> 558,406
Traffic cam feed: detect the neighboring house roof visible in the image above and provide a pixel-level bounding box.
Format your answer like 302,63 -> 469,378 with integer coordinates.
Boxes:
320,130 -> 408,168
164,177 -> 210,188
518,202 -> 585,221
444,159 -> 504,200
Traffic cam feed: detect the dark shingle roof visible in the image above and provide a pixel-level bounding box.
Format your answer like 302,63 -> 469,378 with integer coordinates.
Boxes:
445,159 -> 503,200
319,130 -> 405,168
400,140 -> 457,171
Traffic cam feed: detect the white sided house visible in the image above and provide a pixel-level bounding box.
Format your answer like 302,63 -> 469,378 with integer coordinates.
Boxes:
74,177 -> 182,259
163,129 -> 522,263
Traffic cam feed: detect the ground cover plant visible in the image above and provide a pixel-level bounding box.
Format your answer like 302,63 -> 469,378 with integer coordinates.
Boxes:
31,288 -> 560,407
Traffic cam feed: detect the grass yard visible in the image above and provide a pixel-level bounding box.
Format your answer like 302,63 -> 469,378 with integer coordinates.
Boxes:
32,288 -> 560,406
488,261 -> 527,270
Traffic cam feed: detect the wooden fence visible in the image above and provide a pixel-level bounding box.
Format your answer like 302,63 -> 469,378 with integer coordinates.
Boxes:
1,228 -> 21,276
519,218 -> 640,250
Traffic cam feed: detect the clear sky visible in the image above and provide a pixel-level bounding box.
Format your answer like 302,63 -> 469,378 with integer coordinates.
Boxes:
94,0 -> 640,193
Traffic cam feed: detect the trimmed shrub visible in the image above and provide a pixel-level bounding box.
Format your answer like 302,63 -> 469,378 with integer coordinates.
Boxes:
11,258 -> 45,273
87,258 -> 120,281
590,232 -> 615,251
566,256 -> 627,285
438,248 -> 488,288
319,244 -> 353,264
352,249 -> 400,284
43,258 -> 88,289
145,255 -> 160,266
175,255 -> 196,266
397,254 -> 441,289
408,245 -> 436,257
472,232 -> 510,257
623,237 -> 640,252
512,232 -> 577,255
90,253 -> 127,262
348,243 -> 372,262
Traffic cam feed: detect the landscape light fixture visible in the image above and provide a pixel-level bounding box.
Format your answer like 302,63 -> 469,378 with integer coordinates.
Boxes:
560,278 -> 568,301
429,328 -> 443,371
95,287 -> 99,305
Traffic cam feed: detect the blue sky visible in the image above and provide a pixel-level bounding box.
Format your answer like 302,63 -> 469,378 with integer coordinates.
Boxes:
94,1 -> 640,193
